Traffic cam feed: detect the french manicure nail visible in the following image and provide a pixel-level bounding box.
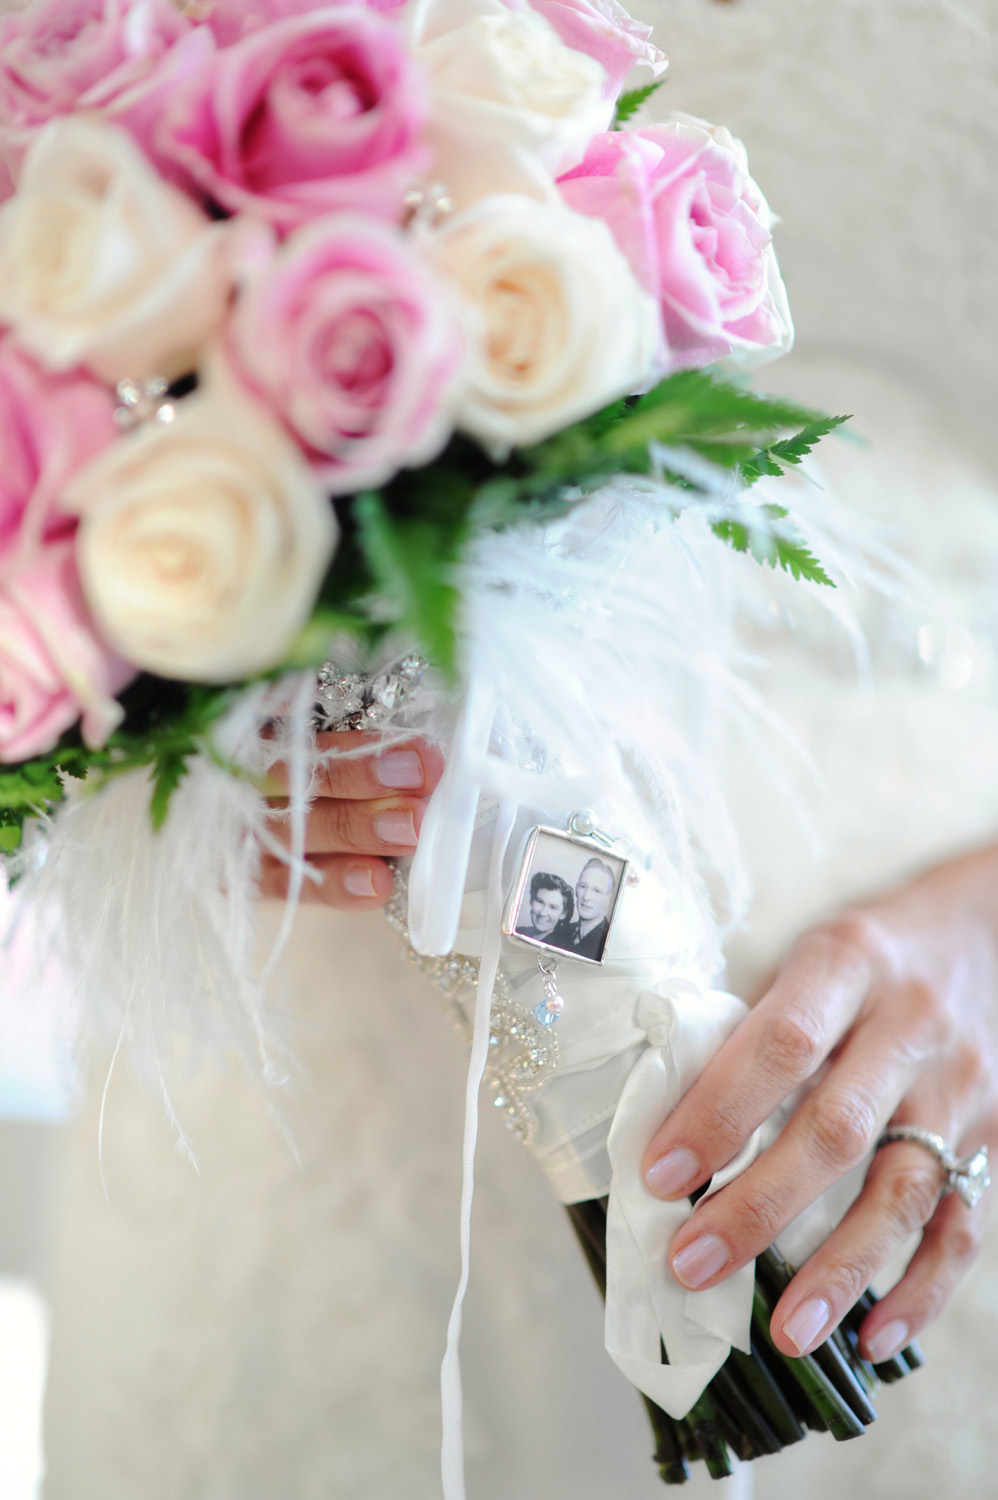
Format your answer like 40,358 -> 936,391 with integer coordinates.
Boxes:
376,750 -> 423,790
645,1148 -> 699,1199
865,1319 -> 909,1364
374,809 -> 418,847
343,865 -> 377,898
782,1297 -> 831,1354
671,1234 -> 731,1289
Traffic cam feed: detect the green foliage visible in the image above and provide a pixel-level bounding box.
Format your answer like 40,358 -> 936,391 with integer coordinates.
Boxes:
613,81 -> 664,127
711,506 -> 835,587
149,748 -> 190,831
521,371 -> 837,482
0,809 -> 24,853
0,369 -> 848,855
354,490 -> 464,679
0,678 -> 237,850
740,415 -> 851,484
322,372 -> 847,674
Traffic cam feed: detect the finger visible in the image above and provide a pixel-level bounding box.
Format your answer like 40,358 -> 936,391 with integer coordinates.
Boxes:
764,1140 -> 962,1358
265,733 -> 444,801
857,1137 -> 993,1362
258,853 -> 395,909
665,992 -> 928,1292
643,916 -> 883,1201
268,795 -> 427,856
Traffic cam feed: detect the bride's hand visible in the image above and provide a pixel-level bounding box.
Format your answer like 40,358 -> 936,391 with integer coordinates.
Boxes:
642,845 -> 998,1364
259,732 -> 444,909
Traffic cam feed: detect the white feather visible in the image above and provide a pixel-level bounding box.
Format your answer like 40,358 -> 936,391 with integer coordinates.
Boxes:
5,464 -> 906,1146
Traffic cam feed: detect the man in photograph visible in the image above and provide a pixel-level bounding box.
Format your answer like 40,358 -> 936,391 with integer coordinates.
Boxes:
553,857 -> 617,961
516,871 -> 575,945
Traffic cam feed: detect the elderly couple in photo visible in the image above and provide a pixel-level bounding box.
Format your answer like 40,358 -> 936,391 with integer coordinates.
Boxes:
516,857 -> 617,961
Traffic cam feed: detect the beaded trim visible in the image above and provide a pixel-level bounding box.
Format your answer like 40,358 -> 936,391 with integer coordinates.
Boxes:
385,870 -> 557,1145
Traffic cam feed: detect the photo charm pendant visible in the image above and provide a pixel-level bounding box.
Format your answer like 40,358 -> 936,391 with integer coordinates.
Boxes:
502,813 -> 631,1027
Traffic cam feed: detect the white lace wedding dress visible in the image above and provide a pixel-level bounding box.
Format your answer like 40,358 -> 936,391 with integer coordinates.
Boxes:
40,3 -> 998,1498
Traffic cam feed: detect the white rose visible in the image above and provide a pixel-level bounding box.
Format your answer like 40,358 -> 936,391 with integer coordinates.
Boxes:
62,352 -> 338,683
409,0 -> 609,208
0,116 -> 232,384
424,194 -> 662,453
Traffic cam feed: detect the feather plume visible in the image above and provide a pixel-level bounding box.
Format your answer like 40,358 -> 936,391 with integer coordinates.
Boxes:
5,467 -> 906,1147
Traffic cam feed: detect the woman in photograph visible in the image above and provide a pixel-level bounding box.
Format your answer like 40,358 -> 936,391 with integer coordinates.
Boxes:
516,871 -> 575,943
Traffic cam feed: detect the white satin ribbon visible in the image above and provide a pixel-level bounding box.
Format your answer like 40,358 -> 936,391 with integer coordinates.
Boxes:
605,980 -> 775,1418
408,675 -> 498,958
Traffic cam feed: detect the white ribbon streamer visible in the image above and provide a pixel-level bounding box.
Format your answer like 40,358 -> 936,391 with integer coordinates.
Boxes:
605,981 -> 775,1417
409,675 -> 499,958
439,702 -> 518,1500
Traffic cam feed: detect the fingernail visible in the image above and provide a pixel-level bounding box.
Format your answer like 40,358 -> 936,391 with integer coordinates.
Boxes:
376,750 -> 423,790
671,1234 -> 730,1289
646,1148 -> 700,1199
374,809 -> 418,847
865,1319 -> 909,1364
343,865 -> 377,898
782,1297 -> 831,1354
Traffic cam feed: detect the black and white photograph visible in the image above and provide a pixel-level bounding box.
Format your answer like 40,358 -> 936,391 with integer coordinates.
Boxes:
504,827 -> 628,966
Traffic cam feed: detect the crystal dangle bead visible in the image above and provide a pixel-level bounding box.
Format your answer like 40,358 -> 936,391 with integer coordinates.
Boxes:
535,955 -> 565,1028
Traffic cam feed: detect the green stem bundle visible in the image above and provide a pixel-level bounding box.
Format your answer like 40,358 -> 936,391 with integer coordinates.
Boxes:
565,1198 -> 924,1483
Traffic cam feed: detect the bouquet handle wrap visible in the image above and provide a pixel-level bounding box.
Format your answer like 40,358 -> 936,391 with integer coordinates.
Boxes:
605,981 -> 769,1417
399,703 -> 876,1491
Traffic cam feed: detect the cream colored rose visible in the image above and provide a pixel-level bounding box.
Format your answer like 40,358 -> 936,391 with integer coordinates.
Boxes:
62,353 -> 338,683
409,0 -> 609,208
424,194 -> 662,453
0,116 -> 232,384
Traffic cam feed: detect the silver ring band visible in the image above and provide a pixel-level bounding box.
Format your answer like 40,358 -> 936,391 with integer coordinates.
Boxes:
876,1126 -> 991,1210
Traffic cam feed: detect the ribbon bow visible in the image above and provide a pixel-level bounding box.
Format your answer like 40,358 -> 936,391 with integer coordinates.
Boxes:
605,979 -> 774,1417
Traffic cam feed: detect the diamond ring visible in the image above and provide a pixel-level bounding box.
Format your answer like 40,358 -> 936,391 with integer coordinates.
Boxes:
876,1126 -> 991,1210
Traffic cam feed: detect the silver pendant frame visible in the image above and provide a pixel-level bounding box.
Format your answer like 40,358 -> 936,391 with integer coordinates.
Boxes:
501,824 -> 630,968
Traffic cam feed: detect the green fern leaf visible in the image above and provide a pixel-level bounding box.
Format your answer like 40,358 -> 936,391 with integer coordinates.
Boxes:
741,415 -> 851,484
613,81 -> 664,127
150,749 -> 191,831
354,490 -> 462,678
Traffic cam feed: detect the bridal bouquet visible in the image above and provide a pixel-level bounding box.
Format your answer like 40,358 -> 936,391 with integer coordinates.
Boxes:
0,0 -> 916,1492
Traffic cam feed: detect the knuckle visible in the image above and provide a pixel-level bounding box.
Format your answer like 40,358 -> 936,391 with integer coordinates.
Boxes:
953,1040 -> 988,1095
823,1254 -> 870,1308
913,1278 -> 949,1328
321,797 -> 358,851
733,1183 -> 786,1246
697,1097 -> 749,1156
894,978 -> 947,1055
882,1164 -> 941,1236
758,1008 -> 825,1080
809,1088 -> 878,1170
812,911 -> 887,970
312,755 -> 344,801
944,1217 -> 983,1269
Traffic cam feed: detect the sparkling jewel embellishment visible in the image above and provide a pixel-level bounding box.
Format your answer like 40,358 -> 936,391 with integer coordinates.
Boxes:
952,1147 -> 991,1210
385,869 -> 557,1145
535,954 -> 566,1028
113,376 -> 176,430
314,654 -> 427,732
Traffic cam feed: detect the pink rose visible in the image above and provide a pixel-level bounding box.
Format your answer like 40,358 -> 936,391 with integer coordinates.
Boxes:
0,0 -> 193,188
231,215 -> 463,491
0,542 -> 133,761
0,339 -> 118,563
202,0 -> 408,48
0,340 -> 131,760
201,0 -> 338,48
558,117 -> 794,369
161,8 -> 429,228
528,0 -> 666,98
